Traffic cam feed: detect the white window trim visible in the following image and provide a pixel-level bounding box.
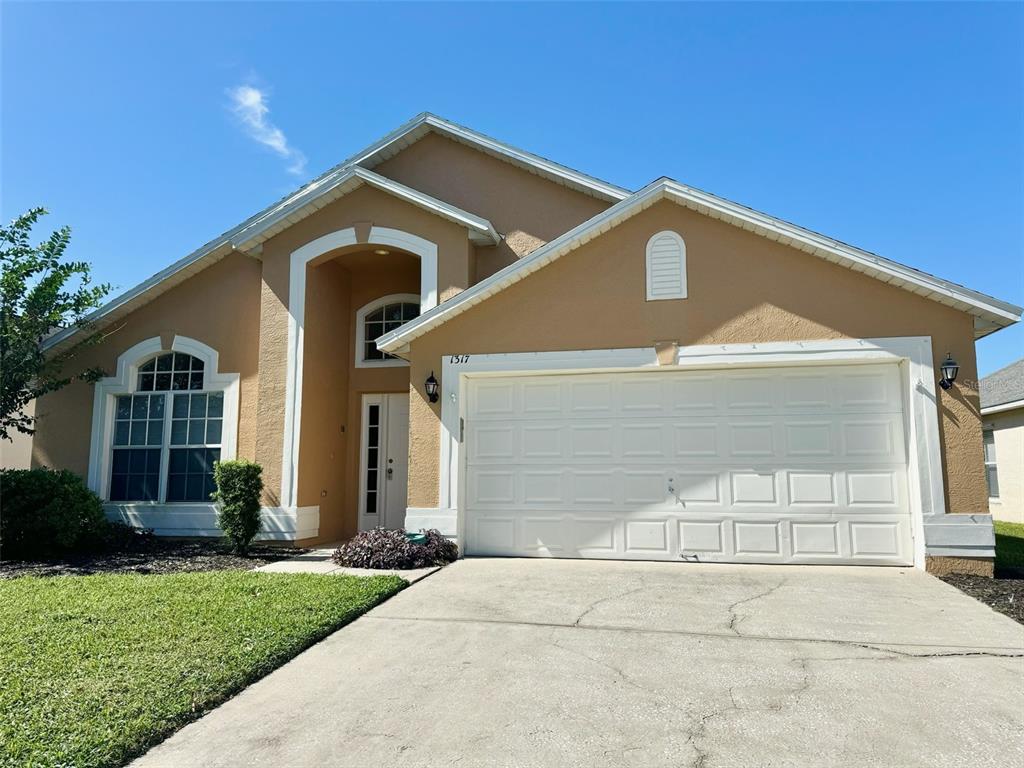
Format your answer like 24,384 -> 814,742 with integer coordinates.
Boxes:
87,335 -> 239,504
354,294 -> 421,369
645,230 -> 687,301
281,226 -> 437,508
983,429 -> 999,501
408,336 -> 964,570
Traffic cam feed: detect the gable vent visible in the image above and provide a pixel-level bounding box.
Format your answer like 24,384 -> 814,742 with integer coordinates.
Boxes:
646,230 -> 687,300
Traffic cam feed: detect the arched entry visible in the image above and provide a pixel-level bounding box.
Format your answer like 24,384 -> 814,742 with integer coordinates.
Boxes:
281,227 -> 437,509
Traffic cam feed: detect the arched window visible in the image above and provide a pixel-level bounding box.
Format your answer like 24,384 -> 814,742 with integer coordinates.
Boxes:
645,230 -> 687,301
89,337 -> 239,505
355,294 -> 420,367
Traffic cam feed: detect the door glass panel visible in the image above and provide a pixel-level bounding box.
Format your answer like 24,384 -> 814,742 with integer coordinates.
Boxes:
365,404 -> 381,514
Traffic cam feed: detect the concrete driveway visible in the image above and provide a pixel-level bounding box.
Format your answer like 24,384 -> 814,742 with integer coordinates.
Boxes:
133,559 -> 1024,768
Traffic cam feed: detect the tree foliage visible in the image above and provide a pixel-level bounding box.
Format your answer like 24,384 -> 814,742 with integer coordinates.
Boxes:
0,208 -> 111,439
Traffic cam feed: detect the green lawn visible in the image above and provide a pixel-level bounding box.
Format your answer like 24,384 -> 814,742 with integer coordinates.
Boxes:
0,571 -> 405,768
995,520 -> 1024,571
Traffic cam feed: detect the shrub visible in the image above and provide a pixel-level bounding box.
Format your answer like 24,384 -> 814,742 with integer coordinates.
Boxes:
0,468 -> 108,560
333,527 -> 459,570
212,460 -> 263,555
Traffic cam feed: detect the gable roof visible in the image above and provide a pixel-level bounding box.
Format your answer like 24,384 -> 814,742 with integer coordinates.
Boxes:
377,177 -> 1023,354
980,358 -> 1024,412
229,166 -> 499,250
46,113 -> 598,350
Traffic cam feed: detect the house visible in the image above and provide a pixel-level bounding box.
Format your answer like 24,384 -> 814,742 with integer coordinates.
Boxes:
981,359 -> 1024,524
30,113 -> 1022,576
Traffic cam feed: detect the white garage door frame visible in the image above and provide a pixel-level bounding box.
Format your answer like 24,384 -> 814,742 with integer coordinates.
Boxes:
419,336 -> 950,569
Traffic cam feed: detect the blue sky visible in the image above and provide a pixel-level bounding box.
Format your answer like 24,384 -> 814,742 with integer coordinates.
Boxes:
3,2 -> 1022,375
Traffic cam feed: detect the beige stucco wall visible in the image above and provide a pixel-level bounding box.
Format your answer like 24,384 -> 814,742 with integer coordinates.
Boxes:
32,252 -> 263,476
1,400 -> 35,469
374,132 -> 611,277
405,199 -> 988,518
985,407 -> 1024,524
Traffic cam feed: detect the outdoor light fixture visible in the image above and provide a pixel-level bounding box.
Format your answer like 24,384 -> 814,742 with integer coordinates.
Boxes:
939,353 -> 960,390
425,371 -> 439,403
373,248 -> 390,256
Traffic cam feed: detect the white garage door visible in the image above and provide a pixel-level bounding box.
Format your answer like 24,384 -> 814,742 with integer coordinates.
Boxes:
464,364 -> 914,565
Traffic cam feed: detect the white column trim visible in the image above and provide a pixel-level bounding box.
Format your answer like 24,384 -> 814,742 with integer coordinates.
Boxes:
436,337 -> 947,567
281,226 -> 438,508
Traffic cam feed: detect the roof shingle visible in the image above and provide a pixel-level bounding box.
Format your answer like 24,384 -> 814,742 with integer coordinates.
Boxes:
980,358 -> 1024,409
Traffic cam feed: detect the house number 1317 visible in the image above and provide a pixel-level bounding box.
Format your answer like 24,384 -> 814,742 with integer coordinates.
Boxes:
450,355 -> 471,364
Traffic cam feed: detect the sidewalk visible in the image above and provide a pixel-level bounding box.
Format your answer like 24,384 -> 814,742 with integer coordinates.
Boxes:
254,543 -> 439,583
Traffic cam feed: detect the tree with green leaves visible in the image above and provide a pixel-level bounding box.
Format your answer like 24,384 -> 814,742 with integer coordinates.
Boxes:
1,208 -> 111,440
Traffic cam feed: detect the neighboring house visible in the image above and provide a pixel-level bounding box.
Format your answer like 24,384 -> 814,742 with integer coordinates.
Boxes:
981,359 -> 1024,524
29,113 -> 1021,576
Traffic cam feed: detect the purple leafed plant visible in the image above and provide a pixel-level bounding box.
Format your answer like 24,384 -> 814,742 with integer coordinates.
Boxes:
332,527 -> 458,570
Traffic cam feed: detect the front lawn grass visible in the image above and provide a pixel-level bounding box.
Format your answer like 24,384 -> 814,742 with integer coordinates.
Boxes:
0,571 -> 405,768
994,520 -> 1024,571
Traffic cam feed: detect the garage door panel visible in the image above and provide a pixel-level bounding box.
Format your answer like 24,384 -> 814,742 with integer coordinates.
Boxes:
465,365 -> 913,565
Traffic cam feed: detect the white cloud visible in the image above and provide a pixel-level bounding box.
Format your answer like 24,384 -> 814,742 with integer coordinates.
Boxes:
227,85 -> 307,176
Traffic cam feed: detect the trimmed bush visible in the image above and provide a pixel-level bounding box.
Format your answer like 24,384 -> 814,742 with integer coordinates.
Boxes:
212,460 -> 263,555
333,527 -> 458,570
0,468 -> 108,560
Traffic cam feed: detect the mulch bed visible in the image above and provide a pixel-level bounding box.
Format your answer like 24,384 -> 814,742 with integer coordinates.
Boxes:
0,539 -> 307,579
940,569 -> 1024,626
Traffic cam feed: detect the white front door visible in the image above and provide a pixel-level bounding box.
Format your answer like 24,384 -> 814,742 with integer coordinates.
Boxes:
464,364 -> 914,565
360,393 -> 410,530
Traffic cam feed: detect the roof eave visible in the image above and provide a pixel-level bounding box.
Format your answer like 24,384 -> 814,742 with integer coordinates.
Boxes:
377,179 -> 1022,353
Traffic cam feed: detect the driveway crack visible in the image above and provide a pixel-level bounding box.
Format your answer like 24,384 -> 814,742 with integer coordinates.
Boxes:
572,583 -> 646,627
726,579 -> 786,635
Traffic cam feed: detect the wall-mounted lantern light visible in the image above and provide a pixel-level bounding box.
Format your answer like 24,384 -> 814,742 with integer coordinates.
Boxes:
425,371 -> 439,403
938,353 -> 959,390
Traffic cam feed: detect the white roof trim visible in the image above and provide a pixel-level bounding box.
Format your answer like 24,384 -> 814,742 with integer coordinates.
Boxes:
981,398 -> 1024,416
378,178 -> 1022,354
229,166 -> 499,250
351,113 -> 630,202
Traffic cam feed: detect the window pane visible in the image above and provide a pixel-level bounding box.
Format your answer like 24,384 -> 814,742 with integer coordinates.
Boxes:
149,395 -> 165,418
147,419 -> 163,446
190,394 -> 207,417
206,419 -> 222,444
172,372 -> 190,390
129,420 -> 147,446
192,358 -> 204,371
366,490 -> 377,514
132,396 -> 149,418
157,354 -> 173,371
987,466 -> 1000,498
208,393 -> 224,418
140,359 -> 156,372
402,303 -> 419,321
114,421 -> 130,446
171,419 -> 188,445
365,342 -> 381,360
190,372 -> 204,390
385,304 -> 403,322
368,405 -> 380,427
366,308 -> 384,322
173,353 -> 190,371
188,420 -> 205,444
983,431 -> 997,463
155,372 -> 172,391
116,396 -> 132,419
173,393 -> 189,418
112,450 -> 131,473
138,373 -> 154,391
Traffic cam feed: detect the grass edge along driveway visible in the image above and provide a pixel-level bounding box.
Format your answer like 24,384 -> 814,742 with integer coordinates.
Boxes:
1,571 -> 406,768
